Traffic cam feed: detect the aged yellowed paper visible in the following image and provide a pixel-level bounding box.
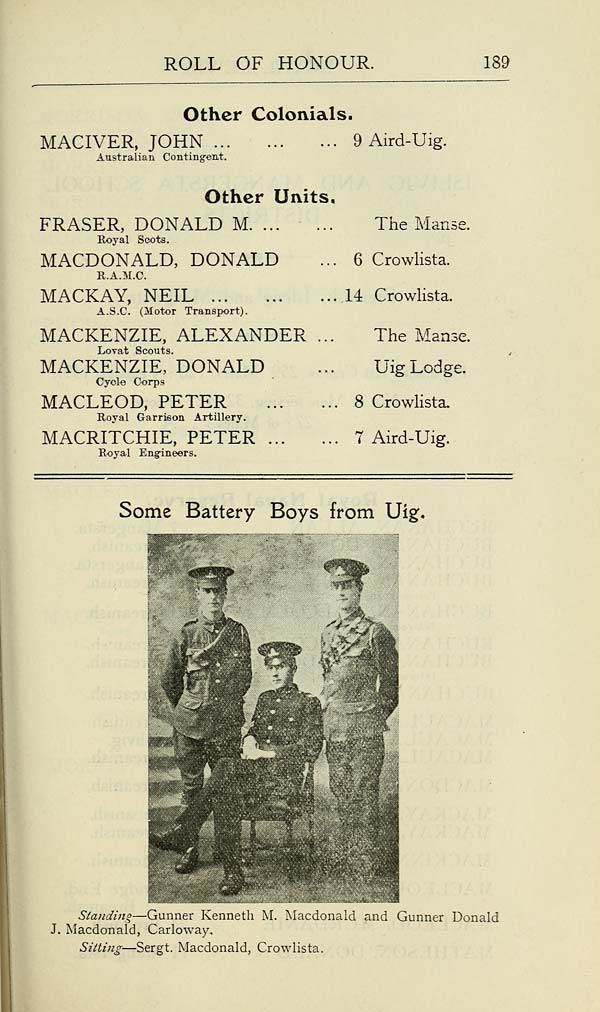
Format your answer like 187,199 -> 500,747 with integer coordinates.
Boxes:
1,1 -> 599,1009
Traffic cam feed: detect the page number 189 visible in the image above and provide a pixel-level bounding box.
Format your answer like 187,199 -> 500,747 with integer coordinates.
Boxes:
484,55 -> 510,69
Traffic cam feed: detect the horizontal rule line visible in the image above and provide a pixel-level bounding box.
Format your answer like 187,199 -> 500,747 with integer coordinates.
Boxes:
31,79 -> 510,88
33,472 -> 514,481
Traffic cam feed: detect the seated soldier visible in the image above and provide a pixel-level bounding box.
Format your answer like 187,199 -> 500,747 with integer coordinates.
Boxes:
150,640 -> 323,896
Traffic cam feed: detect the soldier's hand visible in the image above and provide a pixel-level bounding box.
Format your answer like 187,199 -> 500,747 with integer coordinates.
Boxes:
242,735 -> 260,759
256,748 -> 276,759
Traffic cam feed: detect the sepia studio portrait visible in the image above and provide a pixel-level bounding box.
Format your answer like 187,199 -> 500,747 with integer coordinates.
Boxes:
148,533 -> 399,903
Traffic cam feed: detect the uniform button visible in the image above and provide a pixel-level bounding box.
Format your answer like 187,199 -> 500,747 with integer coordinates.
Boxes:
266,739 -> 271,744
270,709 -> 276,714
215,679 -> 221,684
276,698 -> 281,704
267,725 -> 273,730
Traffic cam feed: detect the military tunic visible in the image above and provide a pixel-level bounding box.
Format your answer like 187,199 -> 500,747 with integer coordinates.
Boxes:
320,608 -> 398,869
243,684 -> 324,804
161,614 -> 252,807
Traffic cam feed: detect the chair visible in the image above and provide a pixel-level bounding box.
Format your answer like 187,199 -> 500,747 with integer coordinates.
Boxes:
243,761 -> 315,880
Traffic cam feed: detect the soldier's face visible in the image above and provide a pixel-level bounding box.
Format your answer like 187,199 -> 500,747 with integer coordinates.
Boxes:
195,585 -> 226,620
333,578 -> 362,615
267,659 -> 294,690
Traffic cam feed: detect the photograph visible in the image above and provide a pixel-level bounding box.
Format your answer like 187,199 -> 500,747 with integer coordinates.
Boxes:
148,532 -> 399,903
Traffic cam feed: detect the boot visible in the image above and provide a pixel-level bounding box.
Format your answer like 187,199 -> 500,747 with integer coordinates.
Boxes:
219,867 -> 245,895
175,846 -> 199,874
218,830 -> 244,895
149,828 -> 187,853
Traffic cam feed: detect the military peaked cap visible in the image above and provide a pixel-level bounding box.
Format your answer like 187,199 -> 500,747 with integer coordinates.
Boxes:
323,558 -> 370,583
258,641 -> 303,661
188,564 -> 234,587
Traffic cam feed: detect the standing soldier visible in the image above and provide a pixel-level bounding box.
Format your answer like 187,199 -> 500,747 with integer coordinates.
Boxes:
149,563 -> 252,873
320,558 -> 398,879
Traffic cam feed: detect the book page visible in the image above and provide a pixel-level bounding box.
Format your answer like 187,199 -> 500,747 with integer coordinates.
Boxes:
1,1 -> 598,1010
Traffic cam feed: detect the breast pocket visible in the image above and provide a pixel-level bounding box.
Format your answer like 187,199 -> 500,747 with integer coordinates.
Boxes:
186,648 -> 209,673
